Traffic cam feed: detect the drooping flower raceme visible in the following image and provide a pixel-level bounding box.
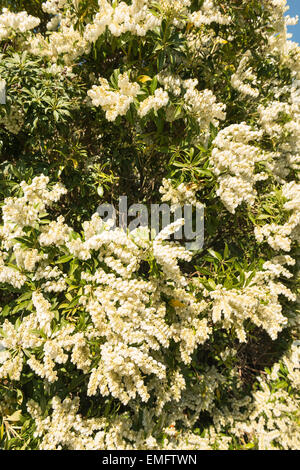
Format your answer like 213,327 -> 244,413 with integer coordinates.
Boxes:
88,72 -> 140,121
0,8 -> 40,40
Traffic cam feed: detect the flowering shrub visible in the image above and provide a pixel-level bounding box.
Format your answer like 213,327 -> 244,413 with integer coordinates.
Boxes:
0,0 -> 299,450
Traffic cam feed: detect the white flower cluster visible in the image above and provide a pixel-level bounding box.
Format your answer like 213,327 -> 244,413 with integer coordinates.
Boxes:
255,182 -> 300,251
26,369 -> 226,450
138,88 -> 169,118
79,220 -> 208,403
0,175 -> 210,406
0,177 -> 69,293
204,256 -> 296,342
183,79 -> 226,134
256,80 -> 300,178
224,344 -> 300,450
231,52 -> 259,98
159,178 -> 198,211
22,1 -> 233,64
0,251 -> 27,288
42,0 -> 67,16
29,24 -> 90,63
46,14 -> 61,31
189,0 -> 231,27
14,247 -> 46,272
157,72 -> 182,97
27,396 -> 107,450
83,0 -> 231,46
1,175 -> 297,422
0,299 -> 91,383
26,1 -> 89,62
209,282 -> 284,342
155,0 -> 191,28
158,0 -> 191,16
32,291 -> 55,337
0,8 -> 40,40
1,0 -> 299,451
156,73 -> 226,129
88,71 -> 171,120
84,0 -> 161,43
211,123 -> 266,213
88,72 -> 140,121
258,100 -> 298,140
0,175 -> 67,249
263,0 -> 300,73
26,339 -> 300,450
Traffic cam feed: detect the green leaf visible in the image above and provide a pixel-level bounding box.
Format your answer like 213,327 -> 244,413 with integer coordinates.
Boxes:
56,255 -> 73,264
207,249 -> 223,262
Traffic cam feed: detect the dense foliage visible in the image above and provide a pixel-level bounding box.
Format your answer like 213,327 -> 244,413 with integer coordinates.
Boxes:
0,0 -> 299,450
